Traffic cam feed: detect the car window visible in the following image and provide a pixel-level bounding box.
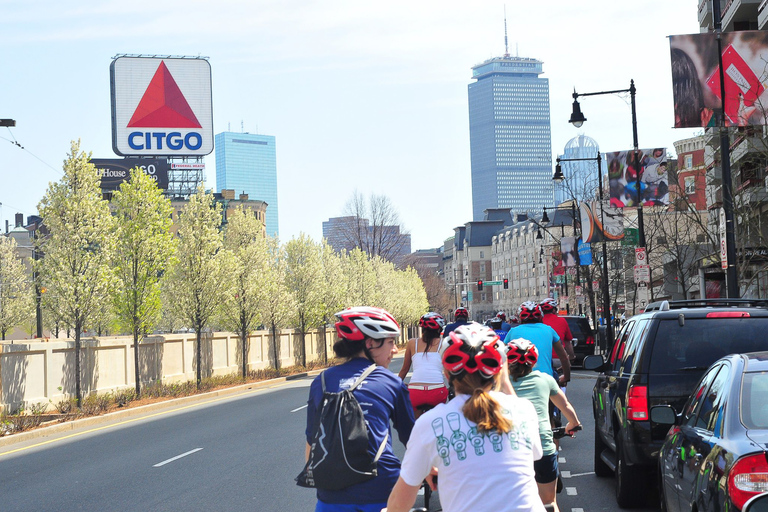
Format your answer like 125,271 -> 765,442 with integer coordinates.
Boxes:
696,364 -> 729,432
568,319 -> 589,337
683,364 -> 722,427
741,371 -> 768,429
610,321 -> 635,369
621,319 -> 649,374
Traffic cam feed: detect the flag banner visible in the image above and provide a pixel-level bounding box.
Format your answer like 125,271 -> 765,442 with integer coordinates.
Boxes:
578,238 -> 593,265
580,200 -> 624,243
552,247 -> 565,276
670,32 -> 768,127
561,237 -> 578,267
606,149 -> 668,207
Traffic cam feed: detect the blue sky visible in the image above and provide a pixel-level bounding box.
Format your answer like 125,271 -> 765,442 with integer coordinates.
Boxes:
0,1 -> 700,250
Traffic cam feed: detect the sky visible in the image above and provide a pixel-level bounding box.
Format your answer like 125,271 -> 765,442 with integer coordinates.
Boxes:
0,1 -> 702,251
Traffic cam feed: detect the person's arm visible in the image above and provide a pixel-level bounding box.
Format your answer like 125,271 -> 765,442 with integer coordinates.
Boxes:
384,476 -> 422,512
393,380 -> 416,446
498,362 -> 516,396
398,338 -> 415,380
563,322 -> 576,361
553,341 -> 571,384
305,442 -> 310,462
550,389 -> 581,435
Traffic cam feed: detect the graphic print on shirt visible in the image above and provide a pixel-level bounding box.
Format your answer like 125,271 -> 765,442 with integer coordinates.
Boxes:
447,413 -> 468,460
468,424 -> 486,455
431,418 -> 451,465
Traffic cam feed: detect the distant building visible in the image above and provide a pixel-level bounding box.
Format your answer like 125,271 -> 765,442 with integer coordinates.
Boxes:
169,189 -> 267,237
672,135 -> 706,211
215,132 -> 278,237
322,216 -> 411,263
555,135 -> 602,205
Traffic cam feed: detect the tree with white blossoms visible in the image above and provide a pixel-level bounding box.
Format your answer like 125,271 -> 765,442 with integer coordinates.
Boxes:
221,205 -> 268,378
0,237 -> 34,340
37,140 -> 116,405
317,240 -> 346,362
111,168 -> 175,395
284,234 -> 324,367
373,257 -> 428,328
260,236 -> 292,369
342,248 -> 379,307
164,187 -> 227,388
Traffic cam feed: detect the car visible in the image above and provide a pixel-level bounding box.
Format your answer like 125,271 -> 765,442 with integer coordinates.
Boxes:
562,315 -> 596,365
653,352 -> 768,512
582,299 -> 768,508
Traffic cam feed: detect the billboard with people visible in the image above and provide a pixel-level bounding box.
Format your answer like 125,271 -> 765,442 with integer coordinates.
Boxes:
605,149 -> 668,207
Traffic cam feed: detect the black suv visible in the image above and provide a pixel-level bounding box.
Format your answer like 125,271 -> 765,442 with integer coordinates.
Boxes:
563,316 -> 596,365
583,299 -> 768,508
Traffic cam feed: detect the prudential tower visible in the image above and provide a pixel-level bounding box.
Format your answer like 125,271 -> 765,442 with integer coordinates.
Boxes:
468,24 -> 554,220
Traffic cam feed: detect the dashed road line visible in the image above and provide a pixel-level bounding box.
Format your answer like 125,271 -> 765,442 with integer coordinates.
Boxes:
153,448 -> 203,467
291,404 -> 308,413
561,470 -> 571,478
558,456 -> 567,463
566,487 -> 577,496
568,471 -> 595,478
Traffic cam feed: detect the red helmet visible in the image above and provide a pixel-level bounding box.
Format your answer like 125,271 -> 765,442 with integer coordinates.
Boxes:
439,323 -> 507,379
507,338 -> 539,367
539,298 -> 558,314
334,307 -> 400,341
454,307 -> 469,319
518,301 -> 543,322
497,311 -> 507,321
419,312 -> 445,331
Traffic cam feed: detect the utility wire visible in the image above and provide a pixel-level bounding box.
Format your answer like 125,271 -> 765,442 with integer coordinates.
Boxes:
0,134 -> 63,176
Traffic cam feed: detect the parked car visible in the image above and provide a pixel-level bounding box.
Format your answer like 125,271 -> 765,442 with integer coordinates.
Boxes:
562,315 -> 596,365
583,299 -> 768,508
653,352 -> 768,512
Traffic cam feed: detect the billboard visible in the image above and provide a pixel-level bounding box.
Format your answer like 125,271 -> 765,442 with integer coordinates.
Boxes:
670,32 -> 768,127
606,149 -> 668,207
111,56 -> 213,156
91,158 -> 169,191
580,200 -> 624,243
561,237 -> 579,267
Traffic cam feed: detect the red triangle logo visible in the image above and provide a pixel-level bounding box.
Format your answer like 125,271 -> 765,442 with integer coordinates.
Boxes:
127,61 -> 202,128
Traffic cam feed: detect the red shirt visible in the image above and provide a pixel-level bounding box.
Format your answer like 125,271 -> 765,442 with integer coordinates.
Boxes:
543,313 -> 573,358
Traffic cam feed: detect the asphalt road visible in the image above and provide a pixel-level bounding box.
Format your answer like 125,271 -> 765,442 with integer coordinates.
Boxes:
0,356 -> 663,512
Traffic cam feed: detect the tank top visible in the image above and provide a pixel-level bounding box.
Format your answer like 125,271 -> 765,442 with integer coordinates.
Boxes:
410,351 -> 445,384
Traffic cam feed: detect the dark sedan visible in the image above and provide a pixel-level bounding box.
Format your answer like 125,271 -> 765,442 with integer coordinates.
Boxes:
652,352 -> 768,512
563,315 -> 595,365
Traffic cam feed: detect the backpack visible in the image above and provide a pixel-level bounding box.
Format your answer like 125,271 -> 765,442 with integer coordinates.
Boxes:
296,364 -> 389,491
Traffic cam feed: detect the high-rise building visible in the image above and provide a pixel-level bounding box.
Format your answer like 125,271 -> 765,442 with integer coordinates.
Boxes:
215,131 -> 278,237
322,215 -> 411,263
555,135 -> 601,205
468,51 -> 554,221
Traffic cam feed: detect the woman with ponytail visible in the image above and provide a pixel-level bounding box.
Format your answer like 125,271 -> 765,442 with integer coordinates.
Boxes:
385,323 -> 545,512
399,312 -> 449,418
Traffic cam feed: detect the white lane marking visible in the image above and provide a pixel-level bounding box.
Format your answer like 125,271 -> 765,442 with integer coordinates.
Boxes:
291,404 -> 308,413
572,508 -> 585,512
558,456 -> 566,463
566,487 -> 577,496
568,471 -> 595,478
153,448 -> 203,467
561,470 -> 571,478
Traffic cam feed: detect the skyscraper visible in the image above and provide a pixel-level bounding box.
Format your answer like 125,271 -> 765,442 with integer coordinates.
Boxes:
215,131 -> 278,237
468,49 -> 554,221
555,135 -> 601,205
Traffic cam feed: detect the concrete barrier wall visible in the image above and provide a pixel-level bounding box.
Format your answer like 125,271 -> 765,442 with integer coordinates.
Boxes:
0,328 -> 338,413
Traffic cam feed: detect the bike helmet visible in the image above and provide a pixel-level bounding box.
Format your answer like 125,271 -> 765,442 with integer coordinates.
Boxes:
539,298 -> 558,314
497,311 -> 507,321
517,301 -> 543,323
439,323 -> 507,379
334,307 -> 400,341
419,312 -> 445,331
454,307 -> 469,319
507,337 -> 539,367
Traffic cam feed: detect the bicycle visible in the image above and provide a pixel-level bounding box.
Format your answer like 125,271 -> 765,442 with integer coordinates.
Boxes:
550,425 -> 582,493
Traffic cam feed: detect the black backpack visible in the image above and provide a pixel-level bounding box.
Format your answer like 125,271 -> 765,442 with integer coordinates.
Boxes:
296,364 -> 389,491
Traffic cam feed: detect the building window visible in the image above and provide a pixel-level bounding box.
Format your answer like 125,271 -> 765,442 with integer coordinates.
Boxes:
685,176 -> 695,195
480,251 -> 484,258
685,154 -> 693,169
480,263 -> 486,272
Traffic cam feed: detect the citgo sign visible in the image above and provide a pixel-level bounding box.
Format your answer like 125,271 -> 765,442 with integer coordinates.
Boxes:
110,56 -> 213,157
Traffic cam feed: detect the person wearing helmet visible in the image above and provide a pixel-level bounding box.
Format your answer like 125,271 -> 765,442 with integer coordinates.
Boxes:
304,307 -> 415,512
489,316 -> 508,339
497,311 -> 513,332
504,302 -> 571,387
399,312 -> 449,418
442,307 -> 470,337
539,298 -> 576,369
385,323 -> 545,512
507,338 -> 581,512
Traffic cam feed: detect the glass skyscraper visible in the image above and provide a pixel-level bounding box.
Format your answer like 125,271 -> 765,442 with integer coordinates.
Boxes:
215,131 -> 278,237
468,55 -> 554,221
555,135 -> 602,205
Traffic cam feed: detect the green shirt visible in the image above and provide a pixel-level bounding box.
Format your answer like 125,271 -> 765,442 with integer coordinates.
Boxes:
511,370 -> 559,455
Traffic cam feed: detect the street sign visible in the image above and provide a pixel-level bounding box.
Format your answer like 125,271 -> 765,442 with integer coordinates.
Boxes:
593,280 -> 600,291
577,295 -> 586,305
622,228 -> 639,246
467,291 -> 473,302
482,280 -> 503,286
634,265 -> 651,283
635,247 -> 647,266
575,285 -> 583,296
637,283 -> 649,310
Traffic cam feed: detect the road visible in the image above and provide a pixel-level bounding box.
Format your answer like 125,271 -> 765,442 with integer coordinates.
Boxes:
0,356 -> 662,511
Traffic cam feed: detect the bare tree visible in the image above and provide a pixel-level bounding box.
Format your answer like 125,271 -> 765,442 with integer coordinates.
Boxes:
339,191 -> 410,263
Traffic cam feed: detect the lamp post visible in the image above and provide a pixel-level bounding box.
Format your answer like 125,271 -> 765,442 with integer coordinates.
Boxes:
569,81 -> 645,250
553,152 -> 613,343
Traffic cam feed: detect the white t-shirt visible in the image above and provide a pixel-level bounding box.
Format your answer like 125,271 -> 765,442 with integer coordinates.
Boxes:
410,351 -> 445,384
399,391 -> 545,512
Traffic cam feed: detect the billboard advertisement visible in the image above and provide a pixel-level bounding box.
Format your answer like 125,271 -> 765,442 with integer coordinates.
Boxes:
111,56 -> 213,156
579,200 -> 624,243
670,32 -> 768,127
606,148 -> 668,207
561,237 -> 579,267
91,158 -> 169,191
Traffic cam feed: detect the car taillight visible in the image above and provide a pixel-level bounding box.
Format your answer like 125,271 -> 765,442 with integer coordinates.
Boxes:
728,453 -> 768,510
627,385 -> 648,421
586,335 -> 595,345
706,311 -> 750,318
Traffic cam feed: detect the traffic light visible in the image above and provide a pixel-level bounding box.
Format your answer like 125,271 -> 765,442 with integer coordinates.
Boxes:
503,278 -> 509,289
477,280 -> 483,291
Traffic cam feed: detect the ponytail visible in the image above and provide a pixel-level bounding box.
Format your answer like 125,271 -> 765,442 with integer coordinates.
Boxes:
453,373 -> 512,434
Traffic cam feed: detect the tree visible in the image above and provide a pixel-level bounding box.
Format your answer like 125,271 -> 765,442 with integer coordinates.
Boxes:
0,237 -> 34,340
221,205 -> 268,377
111,168 -> 175,395
317,240 -> 346,363
284,234 -> 324,367
340,191 -> 410,263
37,140 -> 116,405
164,187 -> 226,388
260,236 -> 292,369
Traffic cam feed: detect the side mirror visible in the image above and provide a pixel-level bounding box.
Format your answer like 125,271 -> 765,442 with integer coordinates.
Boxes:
571,338 -> 579,347
743,493 -> 768,512
583,354 -> 606,372
650,405 -> 678,425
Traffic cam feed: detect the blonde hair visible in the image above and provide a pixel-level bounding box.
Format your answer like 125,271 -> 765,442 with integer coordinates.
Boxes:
453,372 -> 512,434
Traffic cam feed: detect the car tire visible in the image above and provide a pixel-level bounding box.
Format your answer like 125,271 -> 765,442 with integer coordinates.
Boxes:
615,438 -> 646,508
594,423 -> 613,477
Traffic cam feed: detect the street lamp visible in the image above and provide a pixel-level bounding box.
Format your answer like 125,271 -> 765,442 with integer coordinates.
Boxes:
569,81 -> 645,249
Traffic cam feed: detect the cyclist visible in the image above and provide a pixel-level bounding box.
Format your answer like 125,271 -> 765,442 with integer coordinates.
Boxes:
539,298 -> 576,369
507,337 -> 581,512
497,311 -> 513,331
442,307 -> 469,337
304,306 -> 415,512
505,302 -> 570,387
385,323 -> 546,512
399,312 -> 449,418
489,316 -> 509,340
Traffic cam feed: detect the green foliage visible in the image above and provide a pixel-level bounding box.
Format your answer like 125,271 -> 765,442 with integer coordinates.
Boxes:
0,237 -> 34,340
